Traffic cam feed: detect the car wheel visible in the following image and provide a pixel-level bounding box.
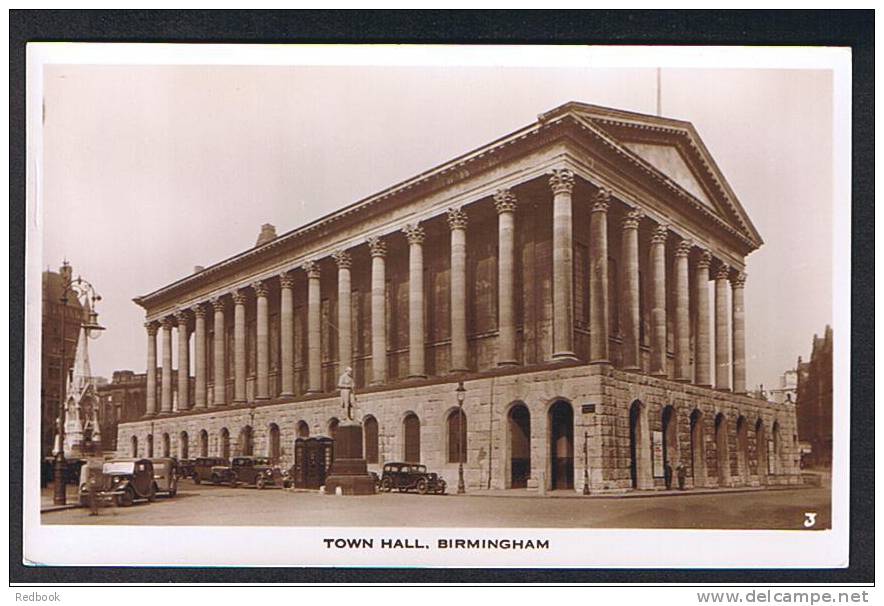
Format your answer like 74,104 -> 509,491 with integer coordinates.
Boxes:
119,487 -> 135,507
211,474 -> 221,485
417,479 -> 429,495
194,476 -> 201,485
380,478 -> 392,492
229,473 -> 238,488
256,476 -> 266,490
147,483 -> 158,502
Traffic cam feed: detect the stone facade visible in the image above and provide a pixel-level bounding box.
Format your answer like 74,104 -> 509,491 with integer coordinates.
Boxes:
118,101 -> 801,492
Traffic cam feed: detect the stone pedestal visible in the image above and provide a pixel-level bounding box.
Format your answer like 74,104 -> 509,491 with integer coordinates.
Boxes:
324,422 -> 377,496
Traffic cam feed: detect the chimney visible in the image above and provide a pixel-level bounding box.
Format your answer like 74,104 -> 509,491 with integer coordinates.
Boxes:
193,265 -> 205,274
255,223 -> 277,247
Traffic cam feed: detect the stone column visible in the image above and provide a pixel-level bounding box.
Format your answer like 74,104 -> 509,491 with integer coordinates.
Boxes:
649,224 -> 668,377
731,272 -> 747,394
233,290 -> 247,403
589,188 -> 611,363
145,322 -> 158,416
494,190 -> 518,366
620,208 -> 643,371
404,223 -> 426,378
715,263 -> 731,391
211,297 -> 227,406
176,310 -> 190,412
194,304 -> 208,408
253,280 -> 270,400
694,250 -> 712,386
368,238 -> 387,384
279,272 -> 295,397
549,168 -> 577,361
160,317 -> 173,414
447,208 -> 469,372
304,261 -> 322,393
674,239 -> 692,381
334,250 -> 353,375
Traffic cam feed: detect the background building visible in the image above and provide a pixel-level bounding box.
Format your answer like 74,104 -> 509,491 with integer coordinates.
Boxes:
769,369 -> 798,405
117,101 -> 801,492
796,326 -> 833,468
97,370 -> 178,453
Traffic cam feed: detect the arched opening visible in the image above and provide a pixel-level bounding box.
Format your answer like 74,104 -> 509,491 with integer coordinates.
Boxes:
220,427 -> 230,460
161,433 -> 170,457
736,416 -> 749,485
199,429 -> 209,457
548,400 -> 574,490
130,435 -> 138,457
403,412 -> 421,463
507,404 -> 531,489
363,415 -> 379,464
240,425 -> 253,456
629,400 -> 652,489
146,434 -> 154,458
179,431 -> 189,460
714,413 -> 730,487
268,423 -> 281,463
296,420 -> 310,438
755,419 -> 768,483
689,409 -> 705,488
772,421 -> 782,476
328,417 -> 340,441
446,409 -> 467,464
662,405 -> 678,476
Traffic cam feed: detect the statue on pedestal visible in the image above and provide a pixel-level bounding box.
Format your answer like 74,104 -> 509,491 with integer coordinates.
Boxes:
338,367 -> 356,422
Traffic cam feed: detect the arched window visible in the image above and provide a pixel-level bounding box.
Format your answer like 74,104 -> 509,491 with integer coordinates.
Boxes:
363,416 -> 379,464
446,408 -> 467,463
268,424 -> 281,462
179,431 -> 189,460
161,433 -> 170,457
220,428 -> 230,459
130,435 -> 138,457
199,429 -> 209,457
240,426 -> 253,456
403,413 -> 421,463
147,434 -> 154,458
296,420 -> 310,438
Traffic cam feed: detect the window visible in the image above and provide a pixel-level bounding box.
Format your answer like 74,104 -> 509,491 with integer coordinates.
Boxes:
363,416 -> 379,464
447,409 -> 467,463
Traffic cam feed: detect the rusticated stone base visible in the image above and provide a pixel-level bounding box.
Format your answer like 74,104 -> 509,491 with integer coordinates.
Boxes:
324,422 -> 377,496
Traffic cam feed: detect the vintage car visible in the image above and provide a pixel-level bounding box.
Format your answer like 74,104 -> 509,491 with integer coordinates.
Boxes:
77,459 -> 107,506
191,457 -> 230,484
177,458 -> 196,480
94,458 -> 157,506
378,462 -> 446,495
214,456 -> 284,489
149,458 -> 180,497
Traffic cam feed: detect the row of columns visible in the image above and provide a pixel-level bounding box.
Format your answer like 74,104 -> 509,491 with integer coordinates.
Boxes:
143,167 -> 749,417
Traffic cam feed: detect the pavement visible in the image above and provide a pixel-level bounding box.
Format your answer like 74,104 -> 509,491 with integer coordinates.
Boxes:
40,484 -> 82,512
41,479 -> 832,530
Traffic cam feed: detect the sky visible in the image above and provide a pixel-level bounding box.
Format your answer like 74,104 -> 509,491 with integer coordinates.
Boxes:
40,60 -> 835,390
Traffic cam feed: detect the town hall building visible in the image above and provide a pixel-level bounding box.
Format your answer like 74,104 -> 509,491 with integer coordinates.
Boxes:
116,102 -> 801,493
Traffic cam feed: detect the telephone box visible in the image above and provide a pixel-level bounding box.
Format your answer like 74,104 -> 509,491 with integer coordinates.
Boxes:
292,437 -> 334,489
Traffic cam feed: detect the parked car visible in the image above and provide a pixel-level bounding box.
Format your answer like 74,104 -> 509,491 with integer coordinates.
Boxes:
220,456 -> 284,489
149,458 -> 180,497
378,462 -> 446,495
191,457 -> 230,485
77,459 -> 106,506
94,458 -> 157,506
178,458 -> 196,480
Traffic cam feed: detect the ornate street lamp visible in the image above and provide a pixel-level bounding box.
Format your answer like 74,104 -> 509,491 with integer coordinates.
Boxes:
455,380 -> 466,495
582,431 -> 590,495
54,265 -> 104,505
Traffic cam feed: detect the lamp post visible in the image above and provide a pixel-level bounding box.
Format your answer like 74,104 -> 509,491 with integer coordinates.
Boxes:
54,266 -> 104,505
582,430 -> 590,496
455,381 -> 466,494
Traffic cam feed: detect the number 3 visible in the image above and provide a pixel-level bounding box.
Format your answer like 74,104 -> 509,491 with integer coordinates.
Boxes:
804,512 -> 817,528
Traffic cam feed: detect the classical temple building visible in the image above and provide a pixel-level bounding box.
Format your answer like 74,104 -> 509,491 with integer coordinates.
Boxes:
117,102 -> 801,492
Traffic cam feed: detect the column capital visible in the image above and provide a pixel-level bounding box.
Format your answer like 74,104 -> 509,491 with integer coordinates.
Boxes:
251,280 -> 268,298
145,321 -> 159,336
211,296 -> 226,312
621,207 -> 644,230
403,223 -> 425,246
367,236 -> 387,257
161,316 -> 175,330
731,272 -> 747,288
232,290 -> 248,306
447,207 -> 468,231
278,272 -> 295,289
493,189 -> 518,214
302,260 -> 321,279
193,303 -> 208,319
548,168 -> 575,195
175,309 -> 190,327
696,248 -> 713,269
715,263 -> 731,281
651,224 -> 669,244
591,188 -> 611,213
675,239 -> 694,258
333,250 -> 352,270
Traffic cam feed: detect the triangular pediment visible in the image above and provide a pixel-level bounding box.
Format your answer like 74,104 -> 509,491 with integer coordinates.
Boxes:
621,141 -> 717,210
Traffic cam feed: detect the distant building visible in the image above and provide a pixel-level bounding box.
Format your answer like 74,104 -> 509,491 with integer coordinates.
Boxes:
96,370 -> 175,453
769,369 -> 798,405
796,326 -> 833,468
41,262 -> 85,458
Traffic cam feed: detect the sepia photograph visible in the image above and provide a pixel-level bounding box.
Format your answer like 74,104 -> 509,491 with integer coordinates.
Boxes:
21,42 -> 851,569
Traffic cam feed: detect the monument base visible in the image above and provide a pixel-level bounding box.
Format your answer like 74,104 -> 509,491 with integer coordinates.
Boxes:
324,422 -> 377,496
